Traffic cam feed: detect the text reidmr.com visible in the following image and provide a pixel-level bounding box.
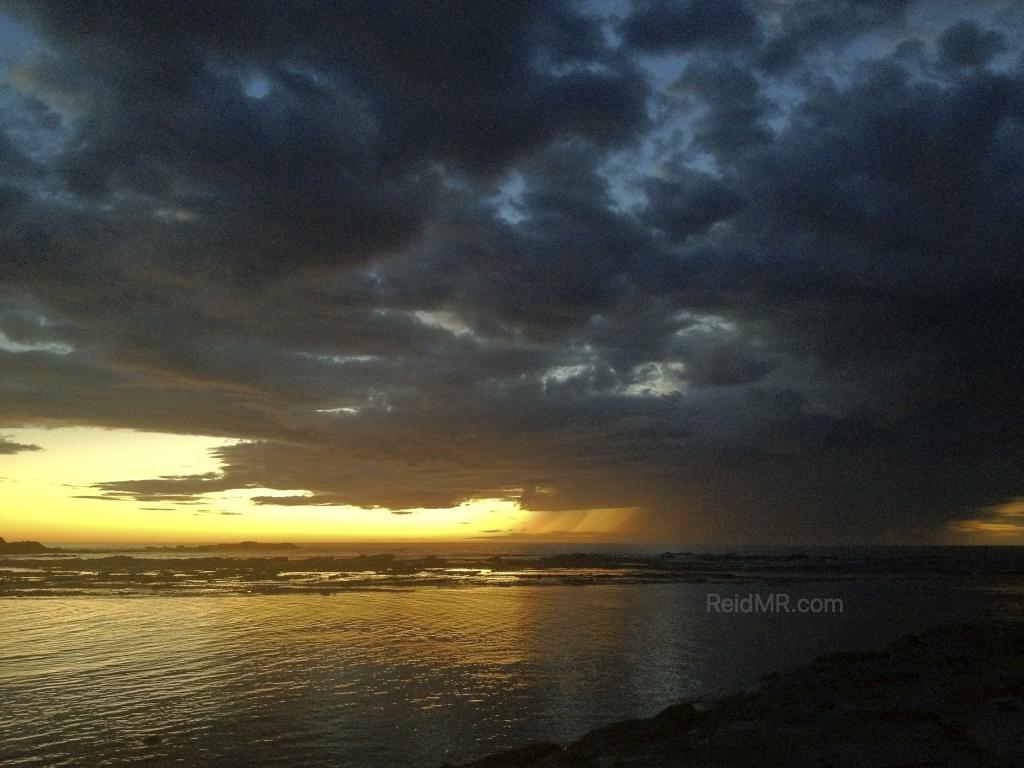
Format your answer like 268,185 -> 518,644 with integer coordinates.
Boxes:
706,593 -> 844,614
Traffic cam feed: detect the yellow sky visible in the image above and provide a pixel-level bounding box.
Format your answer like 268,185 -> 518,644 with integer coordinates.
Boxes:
0,426 -> 637,544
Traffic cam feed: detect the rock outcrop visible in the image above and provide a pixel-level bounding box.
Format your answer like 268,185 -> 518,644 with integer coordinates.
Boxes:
447,622 -> 1024,768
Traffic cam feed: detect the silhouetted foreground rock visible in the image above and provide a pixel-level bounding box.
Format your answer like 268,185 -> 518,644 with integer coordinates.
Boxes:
445,622 -> 1024,768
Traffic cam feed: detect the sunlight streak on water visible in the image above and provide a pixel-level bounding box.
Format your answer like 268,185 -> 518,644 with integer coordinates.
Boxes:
2,578 -> 1021,767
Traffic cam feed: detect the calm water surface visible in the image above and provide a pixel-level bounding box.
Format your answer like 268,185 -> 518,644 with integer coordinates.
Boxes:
2,557 -> 1023,767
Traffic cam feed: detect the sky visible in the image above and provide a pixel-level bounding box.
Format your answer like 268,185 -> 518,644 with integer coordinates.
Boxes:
1,0 -> 1023,544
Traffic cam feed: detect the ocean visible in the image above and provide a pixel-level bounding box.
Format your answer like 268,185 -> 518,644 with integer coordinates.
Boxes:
2,545 -> 1022,766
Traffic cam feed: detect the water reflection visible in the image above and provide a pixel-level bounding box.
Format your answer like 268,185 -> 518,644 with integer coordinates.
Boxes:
2,580 -> 1021,767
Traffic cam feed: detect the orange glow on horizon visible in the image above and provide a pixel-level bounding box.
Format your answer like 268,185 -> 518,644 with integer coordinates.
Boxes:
0,426 -> 640,545
945,497 -> 1024,544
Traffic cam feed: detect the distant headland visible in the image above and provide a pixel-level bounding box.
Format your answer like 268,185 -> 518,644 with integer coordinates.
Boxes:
144,541 -> 301,552
0,537 -> 53,554
0,538 -> 300,554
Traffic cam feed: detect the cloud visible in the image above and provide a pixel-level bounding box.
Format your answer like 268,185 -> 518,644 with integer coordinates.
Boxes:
755,0 -> 912,75
642,169 -> 747,241
671,60 -> 775,162
0,435 -> 41,453
621,0 -> 762,53
0,2 -> 1022,542
937,20 -> 1007,70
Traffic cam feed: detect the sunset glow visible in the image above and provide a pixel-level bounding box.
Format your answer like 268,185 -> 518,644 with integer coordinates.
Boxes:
1,427 -> 641,543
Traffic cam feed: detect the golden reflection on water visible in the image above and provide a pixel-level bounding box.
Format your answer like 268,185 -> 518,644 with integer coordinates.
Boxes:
3,579 -> 1020,768
0,586 -> 708,768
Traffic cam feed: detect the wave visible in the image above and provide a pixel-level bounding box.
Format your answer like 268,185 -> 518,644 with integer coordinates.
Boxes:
3,547 -> 1023,597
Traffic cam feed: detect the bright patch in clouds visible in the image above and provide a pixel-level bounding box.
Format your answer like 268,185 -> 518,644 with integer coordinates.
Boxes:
621,362 -> 687,397
0,331 -> 73,355
412,310 -> 475,337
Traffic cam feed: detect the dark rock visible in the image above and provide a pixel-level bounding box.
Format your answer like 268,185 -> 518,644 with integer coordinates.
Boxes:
449,622 -> 1024,768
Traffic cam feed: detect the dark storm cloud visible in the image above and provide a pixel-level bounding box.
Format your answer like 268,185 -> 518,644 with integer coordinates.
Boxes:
671,60 -> 775,162
937,20 -> 1008,70
1,0 -> 647,278
1,1 -> 1023,542
756,0 -> 912,75
621,0 -> 761,53
642,169 -> 747,241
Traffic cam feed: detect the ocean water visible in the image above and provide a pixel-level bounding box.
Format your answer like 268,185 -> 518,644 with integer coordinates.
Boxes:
2,546 -> 1023,767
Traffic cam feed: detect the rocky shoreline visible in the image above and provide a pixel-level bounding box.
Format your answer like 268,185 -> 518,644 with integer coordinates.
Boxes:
447,621 -> 1024,768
